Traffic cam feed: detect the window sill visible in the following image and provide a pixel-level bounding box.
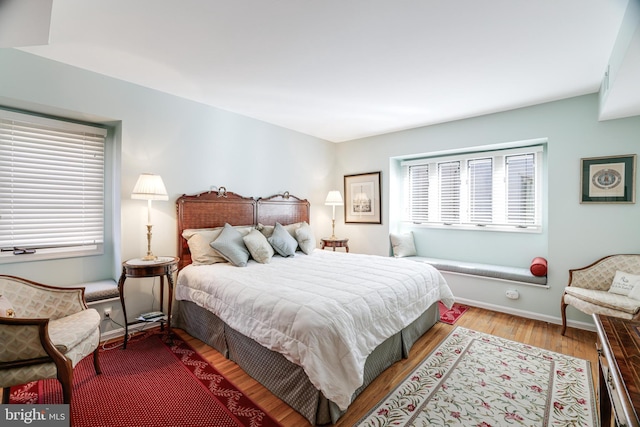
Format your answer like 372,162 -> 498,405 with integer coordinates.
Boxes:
404,222 -> 542,234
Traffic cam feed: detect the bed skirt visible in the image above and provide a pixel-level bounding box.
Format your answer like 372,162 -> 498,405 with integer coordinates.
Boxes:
173,299 -> 439,425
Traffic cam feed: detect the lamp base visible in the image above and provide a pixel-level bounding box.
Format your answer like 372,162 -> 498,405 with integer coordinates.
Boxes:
329,219 -> 338,240
142,224 -> 157,261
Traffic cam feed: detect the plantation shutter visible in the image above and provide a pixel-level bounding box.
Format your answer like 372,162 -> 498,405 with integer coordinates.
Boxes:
468,158 -> 493,224
407,164 -> 430,223
506,153 -> 535,225
0,110 -> 107,253
438,161 -> 460,224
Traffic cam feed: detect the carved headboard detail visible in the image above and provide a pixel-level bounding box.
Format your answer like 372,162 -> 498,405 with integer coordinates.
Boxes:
176,190 -> 310,270
257,192 -> 310,226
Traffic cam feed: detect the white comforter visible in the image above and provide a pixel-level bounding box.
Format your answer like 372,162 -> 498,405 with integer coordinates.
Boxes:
175,249 -> 454,410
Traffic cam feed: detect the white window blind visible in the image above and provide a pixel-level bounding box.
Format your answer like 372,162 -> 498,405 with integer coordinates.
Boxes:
0,110 -> 107,259
438,161 -> 460,224
506,153 -> 535,225
402,144 -> 543,232
468,158 -> 493,224
407,164 -> 429,223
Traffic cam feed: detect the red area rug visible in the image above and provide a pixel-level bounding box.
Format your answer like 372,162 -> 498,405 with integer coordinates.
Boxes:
9,331 -> 281,427
438,301 -> 469,325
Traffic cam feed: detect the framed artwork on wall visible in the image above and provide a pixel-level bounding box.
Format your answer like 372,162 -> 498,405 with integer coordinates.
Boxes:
580,154 -> 636,204
344,171 -> 381,224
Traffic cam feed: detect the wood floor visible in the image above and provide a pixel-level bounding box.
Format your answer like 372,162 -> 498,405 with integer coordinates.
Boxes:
176,305 -> 599,427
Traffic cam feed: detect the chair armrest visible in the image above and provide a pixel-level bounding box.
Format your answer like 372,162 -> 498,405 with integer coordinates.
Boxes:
0,317 -> 67,368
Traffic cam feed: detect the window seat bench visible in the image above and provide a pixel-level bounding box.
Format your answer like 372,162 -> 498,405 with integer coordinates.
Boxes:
404,256 -> 547,286
80,279 -> 119,305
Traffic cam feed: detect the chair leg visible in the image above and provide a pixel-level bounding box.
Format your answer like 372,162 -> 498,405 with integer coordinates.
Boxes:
93,347 -> 102,375
57,359 -> 74,405
2,387 -> 10,404
560,295 -> 568,336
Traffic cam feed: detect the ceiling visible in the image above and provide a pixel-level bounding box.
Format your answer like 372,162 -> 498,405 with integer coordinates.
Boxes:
6,0 -> 640,142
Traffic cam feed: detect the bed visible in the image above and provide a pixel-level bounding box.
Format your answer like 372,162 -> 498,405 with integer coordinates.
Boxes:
173,189 -> 454,425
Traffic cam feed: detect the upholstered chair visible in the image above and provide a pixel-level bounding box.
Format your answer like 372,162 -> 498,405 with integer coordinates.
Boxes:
561,254 -> 640,335
0,275 -> 101,404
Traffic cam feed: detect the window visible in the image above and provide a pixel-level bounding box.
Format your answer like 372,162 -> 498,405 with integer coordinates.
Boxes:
0,109 -> 108,262
402,145 -> 543,232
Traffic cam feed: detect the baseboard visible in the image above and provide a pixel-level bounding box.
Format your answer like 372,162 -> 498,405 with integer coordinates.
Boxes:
454,297 -> 596,333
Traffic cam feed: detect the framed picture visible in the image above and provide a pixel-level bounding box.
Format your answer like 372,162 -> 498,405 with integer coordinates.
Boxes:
344,172 -> 381,224
580,154 -> 636,204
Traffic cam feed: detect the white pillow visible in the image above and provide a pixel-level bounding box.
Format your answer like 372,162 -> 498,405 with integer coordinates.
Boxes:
257,222 -> 303,239
390,231 -> 417,258
295,222 -> 316,255
184,229 -> 227,265
183,226 -> 252,265
243,228 -> 274,264
609,270 -> 640,296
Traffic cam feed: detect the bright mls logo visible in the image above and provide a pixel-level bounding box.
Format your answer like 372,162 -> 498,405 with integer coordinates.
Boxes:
1,405 -> 69,426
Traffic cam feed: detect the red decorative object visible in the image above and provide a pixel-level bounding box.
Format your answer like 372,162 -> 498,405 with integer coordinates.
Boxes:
530,257 -> 548,277
438,302 -> 469,325
9,331 -> 281,427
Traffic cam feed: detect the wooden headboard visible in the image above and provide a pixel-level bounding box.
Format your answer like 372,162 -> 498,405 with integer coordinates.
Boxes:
176,189 -> 310,270
256,191 -> 310,226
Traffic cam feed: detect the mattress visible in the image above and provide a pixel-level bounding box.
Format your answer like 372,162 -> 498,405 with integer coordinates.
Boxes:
176,249 -> 454,411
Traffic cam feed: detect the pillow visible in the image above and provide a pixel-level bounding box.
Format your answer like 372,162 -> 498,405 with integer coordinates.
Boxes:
210,223 -> 251,267
256,223 -> 275,238
609,270 -> 640,296
181,227 -> 219,240
243,228 -> 274,263
628,283 -> 640,301
257,222 -> 303,239
268,222 -> 299,257
183,226 -> 252,265
184,230 -> 227,265
0,295 -> 15,318
295,222 -> 316,255
530,257 -> 548,277
390,232 -> 417,258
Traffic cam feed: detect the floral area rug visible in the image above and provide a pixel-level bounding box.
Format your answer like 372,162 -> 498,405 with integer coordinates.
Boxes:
438,302 -> 469,325
356,326 -> 597,427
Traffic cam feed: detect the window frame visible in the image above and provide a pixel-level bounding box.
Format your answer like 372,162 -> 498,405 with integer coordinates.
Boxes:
401,144 -> 544,233
0,108 -> 108,263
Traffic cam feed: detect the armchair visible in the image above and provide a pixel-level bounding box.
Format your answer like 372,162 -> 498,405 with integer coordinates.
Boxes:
0,275 -> 101,404
560,254 -> 640,335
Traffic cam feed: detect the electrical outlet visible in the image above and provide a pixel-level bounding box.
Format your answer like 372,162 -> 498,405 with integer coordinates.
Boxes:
103,307 -> 112,319
505,289 -> 519,300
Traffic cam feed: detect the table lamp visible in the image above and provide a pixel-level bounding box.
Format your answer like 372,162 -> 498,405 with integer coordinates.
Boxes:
131,173 -> 168,260
325,190 -> 343,240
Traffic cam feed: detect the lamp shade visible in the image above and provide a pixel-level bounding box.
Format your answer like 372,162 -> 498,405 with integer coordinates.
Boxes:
131,173 -> 168,201
325,190 -> 343,206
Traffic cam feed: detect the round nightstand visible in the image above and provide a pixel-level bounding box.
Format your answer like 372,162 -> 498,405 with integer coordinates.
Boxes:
117,256 -> 178,349
320,238 -> 349,252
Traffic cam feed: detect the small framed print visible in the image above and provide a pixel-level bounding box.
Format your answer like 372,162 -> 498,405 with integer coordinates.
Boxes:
344,172 -> 381,224
580,154 -> 636,204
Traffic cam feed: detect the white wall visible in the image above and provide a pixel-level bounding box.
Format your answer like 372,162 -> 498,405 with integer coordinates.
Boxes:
0,49 -> 336,333
335,94 -> 640,328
